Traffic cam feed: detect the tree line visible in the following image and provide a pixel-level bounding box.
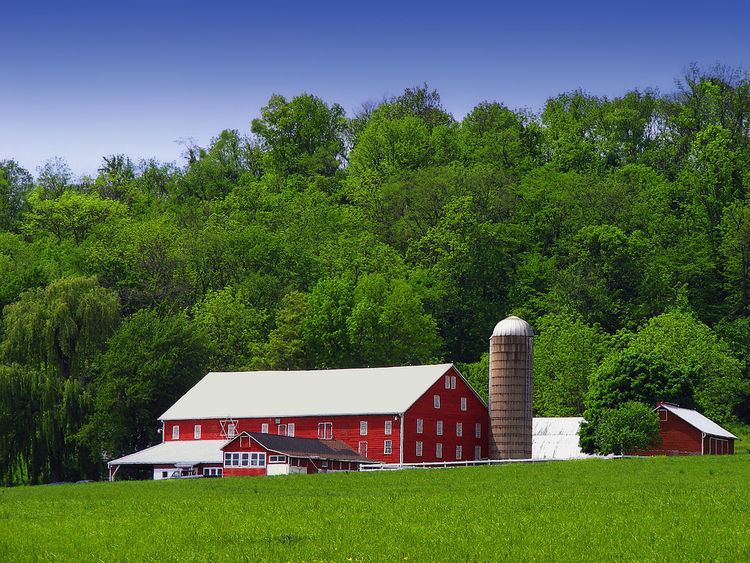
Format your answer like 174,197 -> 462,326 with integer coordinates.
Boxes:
1,64 -> 749,483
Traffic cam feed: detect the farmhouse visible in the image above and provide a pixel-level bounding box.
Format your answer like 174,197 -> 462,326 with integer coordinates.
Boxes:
645,402 -> 737,456
108,363 -> 490,480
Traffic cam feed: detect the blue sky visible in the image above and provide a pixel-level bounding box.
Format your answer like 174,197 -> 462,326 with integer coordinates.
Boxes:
2,1 -> 749,177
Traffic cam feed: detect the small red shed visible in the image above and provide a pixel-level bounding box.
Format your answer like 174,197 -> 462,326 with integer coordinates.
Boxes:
647,403 -> 737,456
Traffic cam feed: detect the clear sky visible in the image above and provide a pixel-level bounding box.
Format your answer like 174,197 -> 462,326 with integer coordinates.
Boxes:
3,0 -> 749,177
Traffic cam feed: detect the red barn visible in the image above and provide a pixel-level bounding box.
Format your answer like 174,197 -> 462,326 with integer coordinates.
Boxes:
108,363 -> 489,479
646,403 -> 737,456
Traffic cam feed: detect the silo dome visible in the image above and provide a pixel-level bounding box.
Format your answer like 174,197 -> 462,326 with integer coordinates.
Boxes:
492,315 -> 534,337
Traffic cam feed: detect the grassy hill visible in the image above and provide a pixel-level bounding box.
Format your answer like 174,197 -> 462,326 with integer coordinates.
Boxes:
1,456 -> 748,561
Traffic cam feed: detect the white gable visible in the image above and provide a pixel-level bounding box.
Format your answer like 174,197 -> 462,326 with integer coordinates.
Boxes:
661,404 -> 737,439
159,364 -> 455,421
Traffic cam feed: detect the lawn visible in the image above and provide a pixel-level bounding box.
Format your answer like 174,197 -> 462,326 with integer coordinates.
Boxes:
0,455 -> 748,561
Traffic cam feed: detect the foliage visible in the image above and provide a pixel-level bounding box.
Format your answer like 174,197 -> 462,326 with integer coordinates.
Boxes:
533,314 -> 612,416
585,401 -> 661,455
81,309 -> 210,460
3,68 -> 750,482
2,276 -> 120,380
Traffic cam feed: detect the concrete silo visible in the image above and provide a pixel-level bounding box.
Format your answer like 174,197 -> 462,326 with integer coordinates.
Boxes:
488,315 -> 534,459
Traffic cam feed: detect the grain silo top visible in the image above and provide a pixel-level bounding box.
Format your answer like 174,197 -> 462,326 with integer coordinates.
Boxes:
491,316 -> 534,337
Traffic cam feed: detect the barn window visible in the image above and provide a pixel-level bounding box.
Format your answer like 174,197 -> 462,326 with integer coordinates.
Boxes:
269,455 -> 287,463
172,425 -> 179,440
450,376 -> 456,390
456,445 -> 462,460
277,424 -> 287,436
475,423 -> 481,438
436,420 -> 443,436
416,419 -> 424,434
474,445 -> 481,460
434,395 -> 441,409
318,422 -> 333,440
261,423 -> 269,433
287,423 -> 295,437
224,452 -> 240,467
194,425 -> 201,440
241,453 -> 250,466
358,441 -> 368,457
460,397 -> 467,411
384,420 -> 392,435
384,440 -> 392,455
162,471 -> 168,478
445,375 -> 451,389
436,443 -> 443,458
251,453 -> 266,467
416,441 -> 423,457
659,410 -> 668,421
456,422 -> 462,437
227,423 -> 237,439
360,421 -> 368,436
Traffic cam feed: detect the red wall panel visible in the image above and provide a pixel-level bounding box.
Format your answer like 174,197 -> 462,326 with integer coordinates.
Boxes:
402,366 -> 489,463
163,413 -> 401,463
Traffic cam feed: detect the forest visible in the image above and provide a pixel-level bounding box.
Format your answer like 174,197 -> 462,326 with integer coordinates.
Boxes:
1,64 -> 749,484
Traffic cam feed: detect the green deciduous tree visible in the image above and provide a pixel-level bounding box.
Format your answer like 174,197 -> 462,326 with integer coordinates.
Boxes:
82,309 -> 210,459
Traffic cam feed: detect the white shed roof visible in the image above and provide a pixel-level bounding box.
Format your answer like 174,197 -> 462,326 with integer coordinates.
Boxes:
108,440 -> 226,466
532,417 -> 590,460
160,364 -> 456,421
660,404 -> 737,439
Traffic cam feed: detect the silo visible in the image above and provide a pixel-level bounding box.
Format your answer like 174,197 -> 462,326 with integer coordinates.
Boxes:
488,315 -> 534,459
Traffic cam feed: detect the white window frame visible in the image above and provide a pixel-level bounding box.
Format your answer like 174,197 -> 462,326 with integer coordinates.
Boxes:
456,422 -> 462,437
227,423 -> 237,439
416,441 -> 423,457
445,375 -> 451,389
172,425 -> 179,440
659,410 -> 668,421
277,423 -> 287,436
269,455 -> 287,463
436,443 -> 443,458
241,452 -> 250,466
384,420 -> 392,435
194,424 -> 201,440
450,375 -> 457,389
318,422 -> 333,440
475,423 -> 481,438
456,445 -> 462,460
360,421 -> 368,436
287,423 -> 295,437
384,440 -> 392,455
474,445 -> 482,460
416,418 -> 423,434
436,420 -> 443,436
261,423 -> 269,434
460,397 -> 467,411
358,441 -> 368,458
434,395 -> 441,409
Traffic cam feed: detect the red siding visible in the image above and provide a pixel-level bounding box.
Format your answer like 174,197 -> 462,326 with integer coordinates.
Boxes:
164,414 -> 401,463
402,366 -> 489,463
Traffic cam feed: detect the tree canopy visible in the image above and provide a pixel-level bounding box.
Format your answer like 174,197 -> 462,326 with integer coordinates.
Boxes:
2,66 -> 750,482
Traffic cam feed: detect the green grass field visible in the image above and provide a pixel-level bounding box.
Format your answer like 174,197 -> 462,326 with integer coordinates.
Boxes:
1,456 -> 748,561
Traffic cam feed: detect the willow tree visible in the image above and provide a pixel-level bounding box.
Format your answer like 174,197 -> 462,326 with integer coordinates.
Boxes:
0,277 -> 120,483
2,276 -> 120,381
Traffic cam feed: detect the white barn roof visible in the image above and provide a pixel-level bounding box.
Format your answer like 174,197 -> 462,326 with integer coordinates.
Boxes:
108,440 -> 226,466
160,364 -> 456,421
659,404 -> 737,439
532,417 -> 590,460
